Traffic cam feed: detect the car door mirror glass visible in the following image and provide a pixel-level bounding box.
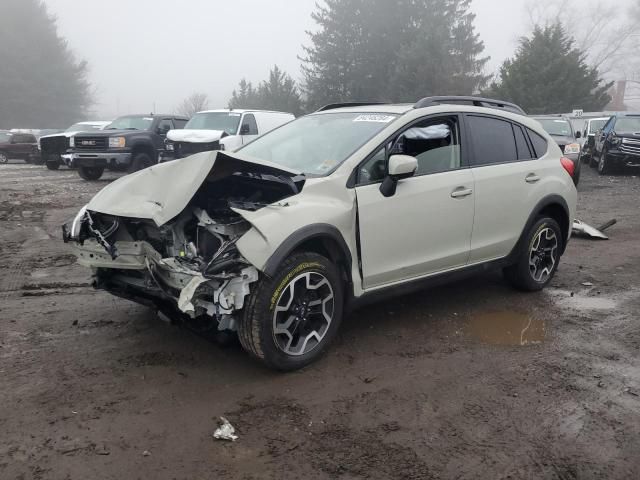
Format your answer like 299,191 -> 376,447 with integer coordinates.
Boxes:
575,131 -> 581,139
240,124 -> 251,135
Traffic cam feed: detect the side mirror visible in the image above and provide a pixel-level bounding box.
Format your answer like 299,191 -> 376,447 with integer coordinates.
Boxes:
575,131 -> 581,139
157,126 -> 170,135
240,124 -> 251,135
380,155 -> 418,198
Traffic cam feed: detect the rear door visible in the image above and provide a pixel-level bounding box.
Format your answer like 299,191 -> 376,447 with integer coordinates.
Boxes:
355,114 -> 475,288
466,114 -> 545,263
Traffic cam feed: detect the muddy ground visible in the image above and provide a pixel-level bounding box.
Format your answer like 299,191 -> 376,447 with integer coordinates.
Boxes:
1,161 -> 639,480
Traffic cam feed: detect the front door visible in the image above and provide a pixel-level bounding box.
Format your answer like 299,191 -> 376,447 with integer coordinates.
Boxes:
354,114 -> 475,289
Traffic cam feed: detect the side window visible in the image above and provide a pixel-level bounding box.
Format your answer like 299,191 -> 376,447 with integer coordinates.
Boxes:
357,115 -> 461,184
157,119 -> 174,134
467,115 -> 517,166
14,134 -> 33,144
241,114 -> 259,135
513,125 -> 534,160
174,118 -> 188,129
527,129 -> 548,158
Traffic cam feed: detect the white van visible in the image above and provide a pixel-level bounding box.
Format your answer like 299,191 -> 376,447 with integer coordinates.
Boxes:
164,109 -> 294,160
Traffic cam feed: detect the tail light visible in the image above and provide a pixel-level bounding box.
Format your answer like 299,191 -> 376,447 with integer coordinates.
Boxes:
560,157 -> 575,177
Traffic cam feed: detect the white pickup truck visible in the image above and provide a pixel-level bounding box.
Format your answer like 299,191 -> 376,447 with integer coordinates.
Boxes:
164,109 -> 294,160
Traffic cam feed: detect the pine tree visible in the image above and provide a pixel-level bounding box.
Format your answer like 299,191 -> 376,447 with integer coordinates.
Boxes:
487,24 -> 612,114
228,66 -> 303,115
0,0 -> 91,128
301,0 -> 490,109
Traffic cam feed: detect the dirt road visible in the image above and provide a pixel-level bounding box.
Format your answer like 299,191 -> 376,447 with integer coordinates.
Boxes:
1,162 -> 639,479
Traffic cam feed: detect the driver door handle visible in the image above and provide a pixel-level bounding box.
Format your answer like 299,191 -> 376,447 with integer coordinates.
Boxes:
526,174 -> 541,184
451,187 -> 473,199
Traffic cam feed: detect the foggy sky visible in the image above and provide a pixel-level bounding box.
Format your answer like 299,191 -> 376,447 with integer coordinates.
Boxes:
43,0 -> 541,119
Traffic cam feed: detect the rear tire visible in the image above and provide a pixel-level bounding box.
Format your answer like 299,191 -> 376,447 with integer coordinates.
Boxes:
78,165 -> 105,181
504,217 -> 563,292
128,152 -> 154,173
238,252 -> 344,371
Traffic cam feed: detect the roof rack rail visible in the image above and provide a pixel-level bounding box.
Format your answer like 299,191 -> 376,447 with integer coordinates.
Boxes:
316,102 -> 387,112
414,96 -> 526,115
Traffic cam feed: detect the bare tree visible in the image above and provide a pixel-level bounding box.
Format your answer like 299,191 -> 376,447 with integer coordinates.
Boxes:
525,0 -> 640,78
175,92 -> 209,117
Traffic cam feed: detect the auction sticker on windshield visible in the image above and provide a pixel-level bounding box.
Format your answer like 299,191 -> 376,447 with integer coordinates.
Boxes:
353,114 -> 396,123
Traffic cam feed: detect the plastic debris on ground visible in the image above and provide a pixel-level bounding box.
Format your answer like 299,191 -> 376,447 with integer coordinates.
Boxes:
572,219 -> 617,240
213,417 -> 238,442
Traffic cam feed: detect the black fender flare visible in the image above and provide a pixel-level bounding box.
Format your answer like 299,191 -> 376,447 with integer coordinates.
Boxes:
507,194 -> 571,264
129,140 -> 157,161
263,224 -> 353,279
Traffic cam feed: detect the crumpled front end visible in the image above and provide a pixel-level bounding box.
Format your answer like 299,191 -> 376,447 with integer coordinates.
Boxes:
62,151 -> 305,334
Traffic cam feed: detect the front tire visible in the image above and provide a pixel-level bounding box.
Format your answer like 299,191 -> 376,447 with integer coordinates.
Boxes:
46,160 -> 60,170
504,217 -> 563,292
0,152 -> 7,164
238,252 -> 344,371
597,150 -> 612,175
128,152 -> 154,173
78,165 -> 105,181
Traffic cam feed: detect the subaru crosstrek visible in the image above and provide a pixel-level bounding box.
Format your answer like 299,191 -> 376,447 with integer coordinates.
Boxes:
63,97 -> 578,371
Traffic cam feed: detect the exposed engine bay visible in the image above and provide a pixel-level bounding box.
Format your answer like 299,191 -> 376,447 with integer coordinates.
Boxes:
63,151 -> 305,334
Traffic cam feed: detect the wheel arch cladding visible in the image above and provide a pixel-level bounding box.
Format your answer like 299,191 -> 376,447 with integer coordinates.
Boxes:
131,142 -> 156,160
515,195 -> 570,258
263,224 -> 353,285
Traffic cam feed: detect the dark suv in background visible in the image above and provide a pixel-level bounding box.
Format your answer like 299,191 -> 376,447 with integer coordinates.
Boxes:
70,114 -> 188,180
532,115 -> 582,185
592,113 -> 640,175
0,131 -> 38,164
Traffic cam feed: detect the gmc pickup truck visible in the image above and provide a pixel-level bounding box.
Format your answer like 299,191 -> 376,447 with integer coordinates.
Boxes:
69,114 -> 188,180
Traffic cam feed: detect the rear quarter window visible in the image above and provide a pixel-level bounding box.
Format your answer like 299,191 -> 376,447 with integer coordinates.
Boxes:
527,129 -> 548,158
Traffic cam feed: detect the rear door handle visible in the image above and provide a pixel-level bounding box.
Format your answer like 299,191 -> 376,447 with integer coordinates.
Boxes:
451,187 -> 473,199
526,174 -> 541,184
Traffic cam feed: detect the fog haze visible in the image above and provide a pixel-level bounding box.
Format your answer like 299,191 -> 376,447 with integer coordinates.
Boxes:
42,0 -> 547,118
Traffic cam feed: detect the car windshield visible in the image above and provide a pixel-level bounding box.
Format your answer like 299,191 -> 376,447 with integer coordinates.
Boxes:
589,119 -> 608,134
184,112 -> 242,135
66,123 -> 103,133
0,132 -> 11,143
106,116 -> 153,131
238,112 -> 398,175
536,119 -> 572,136
615,117 -> 640,134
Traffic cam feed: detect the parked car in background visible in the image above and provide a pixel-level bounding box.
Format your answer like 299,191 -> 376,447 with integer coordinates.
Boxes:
0,131 -> 38,164
64,96 -> 577,370
578,117 -> 610,164
532,115 -> 582,185
70,114 -> 189,180
39,121 -> 110,170
163,109 -> 294,161
592,113 -> 640,174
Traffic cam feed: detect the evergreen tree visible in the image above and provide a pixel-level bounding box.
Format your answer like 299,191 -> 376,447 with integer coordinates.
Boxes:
487,24 -> 612,114
228,66 -> 303,115
0,0 -> 91,128
301,0 -> 489,109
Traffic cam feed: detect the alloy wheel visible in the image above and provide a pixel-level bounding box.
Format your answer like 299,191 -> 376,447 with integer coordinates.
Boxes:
0,153 -> 7,164
272,272 -> 335,356
529,228 -> 558,283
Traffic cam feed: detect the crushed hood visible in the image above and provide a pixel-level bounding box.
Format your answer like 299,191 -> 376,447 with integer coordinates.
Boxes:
167,129 -> 229,143
86,151 -> 303,226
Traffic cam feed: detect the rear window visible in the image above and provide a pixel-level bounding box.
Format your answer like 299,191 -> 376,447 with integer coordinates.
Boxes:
467,115 -> 517,166
528,129 -> 549,158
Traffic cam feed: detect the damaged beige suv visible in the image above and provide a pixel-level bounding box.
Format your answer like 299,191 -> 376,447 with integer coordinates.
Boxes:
64,97 -> 577,371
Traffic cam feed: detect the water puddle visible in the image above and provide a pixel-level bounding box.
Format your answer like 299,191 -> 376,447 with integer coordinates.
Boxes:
465,311 -> 545,346
547,289 -> 617,311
